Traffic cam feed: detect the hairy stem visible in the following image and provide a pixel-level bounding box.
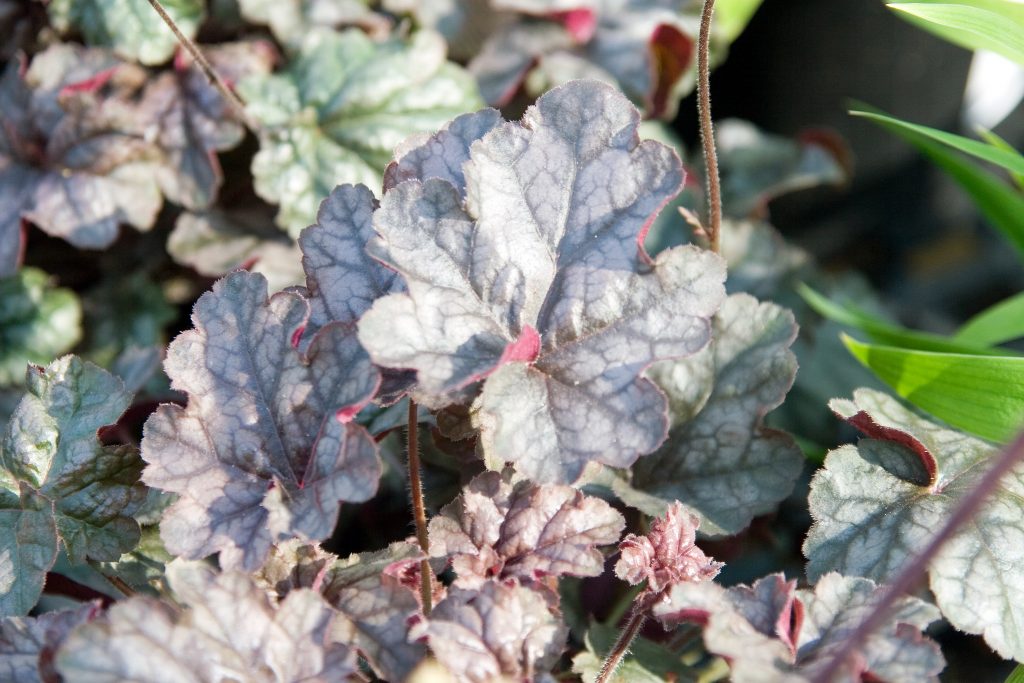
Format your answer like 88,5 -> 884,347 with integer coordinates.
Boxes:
407,399 -> 433,615
812,429 -> 1024,683
596,596 -> 649,683
697,0 -> 722,253
144,0 -> 255,130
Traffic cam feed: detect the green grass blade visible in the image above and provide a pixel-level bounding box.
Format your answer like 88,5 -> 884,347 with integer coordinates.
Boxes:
843,335 -> 1024,442
955,291 -> 1024,346
1005,664 -> 1024,683
978,127 -> 1024,190
887,2 -> 1024,65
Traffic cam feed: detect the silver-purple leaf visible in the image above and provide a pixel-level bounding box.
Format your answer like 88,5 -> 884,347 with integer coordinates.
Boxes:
55,560 -> 357,682
141,271 -> 382,571
0,601 -> 99,683
410,580 -> 568,682
358,80 -> 726,484
616,294 -> 804,535
1,357 -> 144,615
805,388 -> 1024,661
429,471 -> 624,587
256,540 -> 427,681
654,573 -> 945,683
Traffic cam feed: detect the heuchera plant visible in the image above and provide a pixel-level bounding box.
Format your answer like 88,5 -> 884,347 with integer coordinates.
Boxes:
2,1 -> 1024,681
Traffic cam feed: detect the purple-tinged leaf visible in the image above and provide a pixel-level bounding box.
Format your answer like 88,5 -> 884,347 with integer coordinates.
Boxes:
615,502 -> 722,594
410,580 -> 568,682
0,357 -> 144,616
141,271 -> 382,571
615,295 -> 804,535
805,388 -> 1024,660
0,45 -> 164,272
654,573 -> 945,683
256,540 -> 428,681
169,210 -> 304,293
138,41 -> 276,210
0,268 -> 82,388
239,28 -> 483,236
56,560 -> 357,682
359,80 -> 726,484
0,601 -> 100,683
429,471 -> 624,588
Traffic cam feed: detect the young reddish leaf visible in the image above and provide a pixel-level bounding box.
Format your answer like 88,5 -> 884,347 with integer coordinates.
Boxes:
616,295 -> 804,535
239,28 -> 483,236
429,471 -> 625,587
358,80 -> 726,484
805,388 -> 1024,661
257,540 -> 428,681
410,580 -> 569,682
615,502 -> 722,594
141,271 -> 382,571
56,560 -> 357,681
655,573 -> 945,682
137,41 -> 275,210
0,601 -> 99,683
1,356 -> 144,615
0,45 -> 163,276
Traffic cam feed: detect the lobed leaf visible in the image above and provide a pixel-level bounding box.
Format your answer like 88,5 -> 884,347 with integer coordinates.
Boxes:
410,580 -> 569,682
56,560 -> 357,681
805,388 -> 1024,660
428,471 -> 625,588
240,28 -> 482,236
256,540 -> 427,681
358,79 -> 726,484
142,271 -> 383,571
237,0 -> 390,50
654,572 -> 944,682
0,602 -> 100,683
47,0 -> 206,65
616,294 -> 804,535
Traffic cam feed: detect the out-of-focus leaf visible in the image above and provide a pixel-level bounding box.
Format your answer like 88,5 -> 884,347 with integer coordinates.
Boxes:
257,540 -> 427,681
714,0 -> 764,43
0,601 -> 100,683
977,126 -> 1024,189
82,272 -> 175,369
0,269 -> 81,387
1006,664 -> 1024,683
47,0 -> 206,65
94,525 -> 171,595
804,389 -> 1024,660
843,335 -> 1024,441
0,45 -> 164,276
956,291 -> 1024,346
428,471 -> 624,588
56,560 -> 357,681
410,580 -> 568,683
0,1 -> 36,60
887,1 -> 1024,65
852,110 -> 1024,176
238,0 -> 390,50
800,283 -> 1006,354
713,119 -> 849,218
359,80 -> 726,484
169,210 -> 304,293
141,271 -> 382,570
855,106 -> 1024,258
655,572 -> 944,682
572,620 -> 698,683
616,295 -> 803,535
138,41 -> 276,209
0,357 -> 144,615
470,0 -> 701,119
239,28 -> 482,236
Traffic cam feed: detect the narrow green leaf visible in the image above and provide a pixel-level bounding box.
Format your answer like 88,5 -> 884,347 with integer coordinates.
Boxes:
799,283 -> 1006,355
955,291 -> 1024,346
842,335 -> 1024,442
851,110 -> 1024,176
887,2 -> 1024,65
853,109 -> 1024,257
1006,663 -> 1024,683
977,127 -> 1024,190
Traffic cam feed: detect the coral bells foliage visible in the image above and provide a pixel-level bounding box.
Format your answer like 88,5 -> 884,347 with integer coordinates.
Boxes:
615,502 -> 722,595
